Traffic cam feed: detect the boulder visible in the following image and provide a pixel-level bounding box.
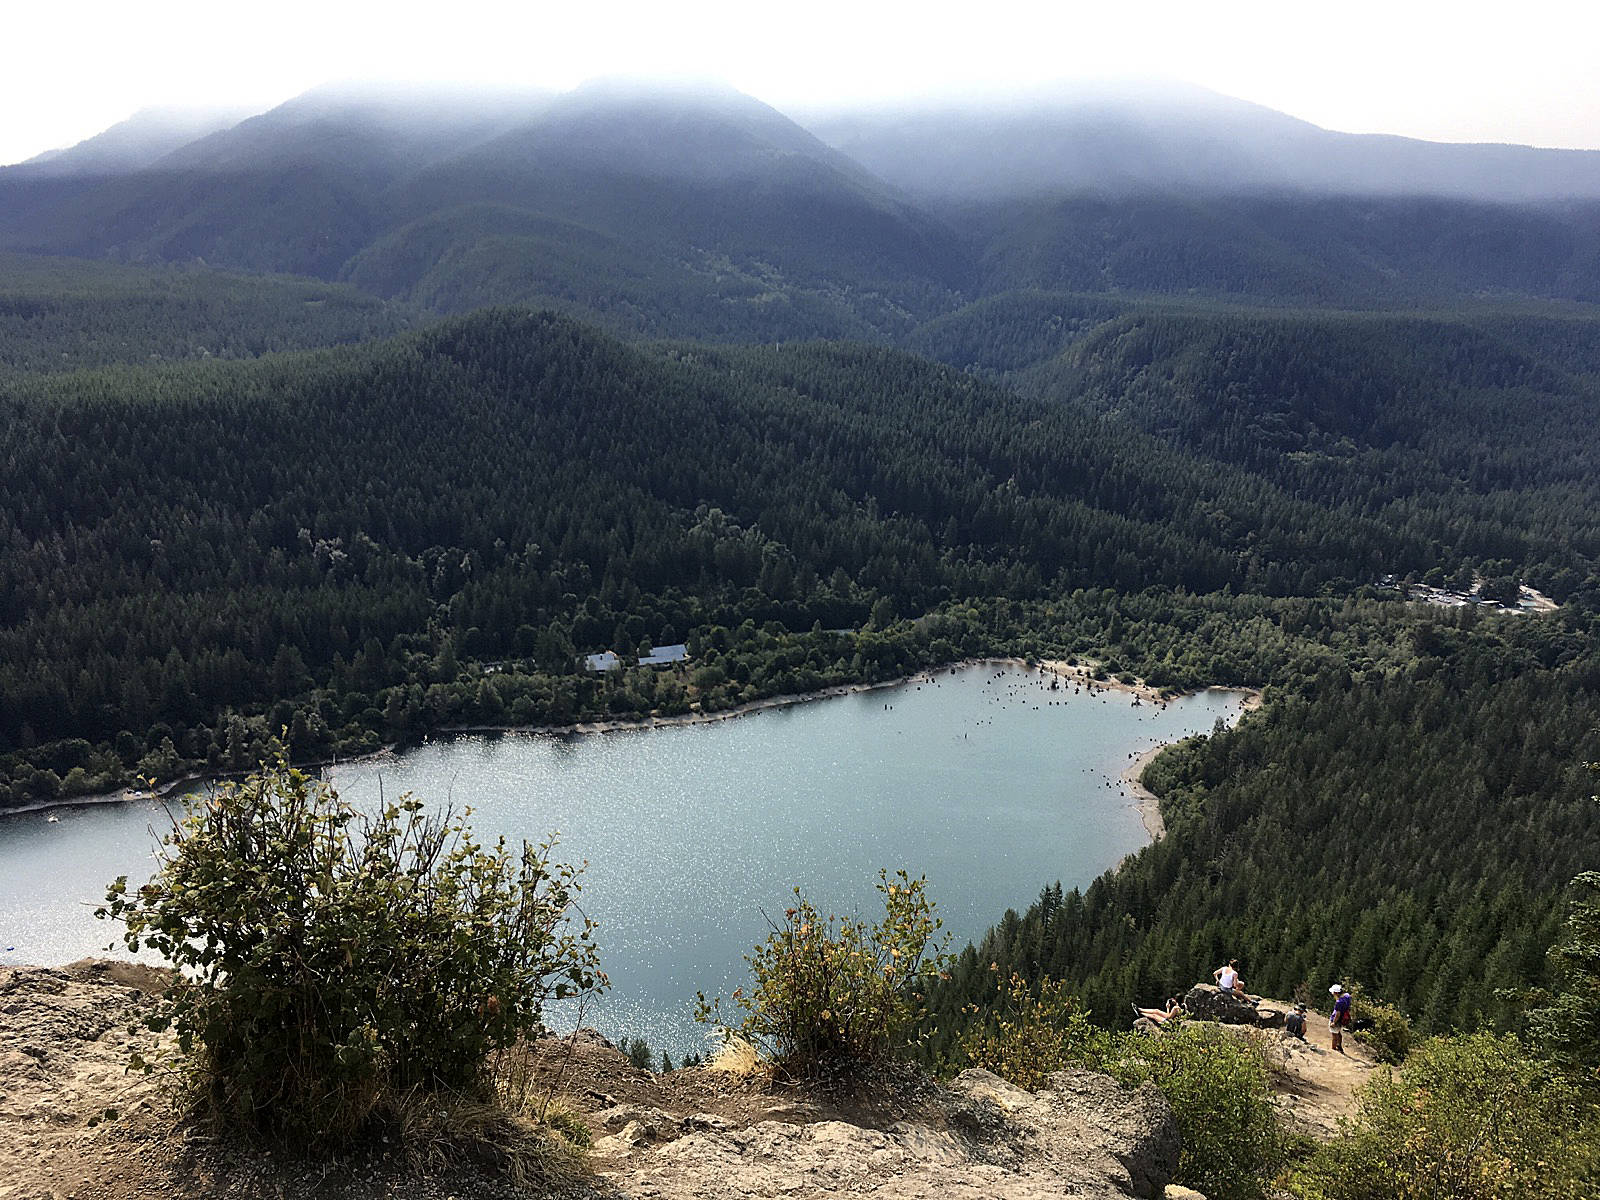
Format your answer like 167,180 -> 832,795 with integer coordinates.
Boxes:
1183,984 -> 1262,1025
1042,1068 -> 1181,1199
1254,1007 -> 1286,1030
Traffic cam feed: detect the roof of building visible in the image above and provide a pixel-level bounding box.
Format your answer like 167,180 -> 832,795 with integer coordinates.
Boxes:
639,643 -> 689,666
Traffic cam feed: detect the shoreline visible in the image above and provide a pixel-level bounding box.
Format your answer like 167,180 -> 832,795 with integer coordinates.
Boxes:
1120,686 -> 1262,842
0,671 -> 943,819
3,660 -> 1262,821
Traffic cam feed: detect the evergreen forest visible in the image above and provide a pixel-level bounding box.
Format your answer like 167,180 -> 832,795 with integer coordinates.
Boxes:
5,83 -> 1600,1161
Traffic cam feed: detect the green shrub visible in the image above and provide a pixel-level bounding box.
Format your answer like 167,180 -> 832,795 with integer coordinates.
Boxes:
697,870 -> 950,1075
100,758 -> 605,1147
1123,1025 -> 1286,1200
957,978 -> 1283,1200
956,970 -> 1115,1088
1351,996 -> 1413,1065
1292,1032 -> 1600,1200
619,1036 -> 655,1071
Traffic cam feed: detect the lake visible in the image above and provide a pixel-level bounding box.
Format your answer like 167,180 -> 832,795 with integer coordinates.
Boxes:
0,664 -> 1246,1054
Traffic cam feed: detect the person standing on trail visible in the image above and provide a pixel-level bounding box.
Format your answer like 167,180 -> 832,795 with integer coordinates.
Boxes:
1329,983 -> 1353,1052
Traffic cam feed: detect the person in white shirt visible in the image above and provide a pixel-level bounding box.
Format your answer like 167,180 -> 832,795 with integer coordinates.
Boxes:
1213,958 -> 1246,995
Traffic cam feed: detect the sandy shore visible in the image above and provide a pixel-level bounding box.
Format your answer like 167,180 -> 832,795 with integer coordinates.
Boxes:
1036,658 -> 1166,703
1119,686 -> 1262,841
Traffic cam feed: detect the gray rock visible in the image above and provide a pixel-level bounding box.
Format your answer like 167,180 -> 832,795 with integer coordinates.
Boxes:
1184,984 -> 1262,1025
1042,1068 -> 1180,1199
603,1066 -> 1180,1198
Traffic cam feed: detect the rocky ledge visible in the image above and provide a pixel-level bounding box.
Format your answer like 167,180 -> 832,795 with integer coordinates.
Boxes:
1,963 -> 1201,1200
1181,984 -> 1285,1029
593,1065 -> 1180,1199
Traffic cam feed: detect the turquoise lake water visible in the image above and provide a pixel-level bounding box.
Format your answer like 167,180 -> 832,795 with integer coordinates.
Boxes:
0,664 -> 1245,1054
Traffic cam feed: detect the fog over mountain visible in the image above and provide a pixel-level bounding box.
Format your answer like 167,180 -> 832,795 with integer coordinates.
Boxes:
154,81 -> 556,177
14,106 -> 257,177
806,80 -> 1600,205
4,77 -> 1600,328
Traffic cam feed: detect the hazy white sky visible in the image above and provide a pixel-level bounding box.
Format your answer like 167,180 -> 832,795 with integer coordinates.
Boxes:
5,0 -> 1599,165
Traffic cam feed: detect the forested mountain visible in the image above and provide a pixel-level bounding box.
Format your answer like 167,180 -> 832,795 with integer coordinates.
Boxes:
808,80 -> 1600,205
913,295 -> 1600,597
0,252 -> 416,376
14,105 -> 255,177
9,80 -> 1600,343
964,195 -> 1600,305
0,81 -> 966,341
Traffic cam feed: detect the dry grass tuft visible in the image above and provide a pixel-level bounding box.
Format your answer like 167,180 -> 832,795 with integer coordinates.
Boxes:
385,1089 -> 588,1191
706,1035 -> 768,1080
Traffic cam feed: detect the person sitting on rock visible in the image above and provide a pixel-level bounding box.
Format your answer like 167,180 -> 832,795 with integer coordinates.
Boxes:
1212,958 -> 1256,1001
1133,997 -> 1184,1026
1284,1003 -> 1309,1041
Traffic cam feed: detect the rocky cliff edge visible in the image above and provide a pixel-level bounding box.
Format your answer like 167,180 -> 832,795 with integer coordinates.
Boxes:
1,963 -> 1190,1200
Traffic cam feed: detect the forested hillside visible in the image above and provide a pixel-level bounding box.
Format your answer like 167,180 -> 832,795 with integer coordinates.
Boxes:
926,604 -> 1600,1045
5,80 -> 1600,1119
0,253 -> 415,376
9,82 -> 1600,344
0,306 -> 1443,803
0,82 -> 966,343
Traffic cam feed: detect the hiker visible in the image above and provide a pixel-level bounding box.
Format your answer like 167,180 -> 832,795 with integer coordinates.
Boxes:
1329,983 -> 1353,1052
1285,1002 -> 1309,1041
1213,958 -> 1249,998
1133,996 -> 1184,1026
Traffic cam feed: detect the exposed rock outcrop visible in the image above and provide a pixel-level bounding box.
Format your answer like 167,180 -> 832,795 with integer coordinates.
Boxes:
602,1067 -> 1179,1199
1182,983 -> 1282,1030
3,963 -> 1184,1200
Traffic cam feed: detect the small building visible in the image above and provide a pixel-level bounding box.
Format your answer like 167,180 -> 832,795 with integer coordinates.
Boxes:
583,644 -> 688,671
639,643 -> 688,666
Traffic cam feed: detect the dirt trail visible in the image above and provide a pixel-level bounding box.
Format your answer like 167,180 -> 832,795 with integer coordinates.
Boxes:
1224,1001 -> 1387,1137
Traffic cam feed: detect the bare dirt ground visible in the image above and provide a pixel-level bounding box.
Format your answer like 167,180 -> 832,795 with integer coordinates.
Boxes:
4,961 -> 1378,1199
2,964 -> 1173,1200
1217,1001 -> 1387,1138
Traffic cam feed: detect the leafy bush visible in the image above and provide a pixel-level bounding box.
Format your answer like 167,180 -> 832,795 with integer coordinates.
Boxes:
1128,1026 -> 1286,1200
956,970 -> 1114,1088
1350,996 -> 1413,1065
1291,1032 -> 1600,1200
100,759 -> 605,1147
696,870 -> 950,1075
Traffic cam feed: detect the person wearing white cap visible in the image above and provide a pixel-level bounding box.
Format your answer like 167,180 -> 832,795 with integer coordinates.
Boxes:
1328,983 -> 1352,1053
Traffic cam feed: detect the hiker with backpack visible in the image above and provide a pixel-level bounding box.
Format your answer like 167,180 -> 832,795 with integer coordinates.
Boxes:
1329,983 -> 1353,1052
